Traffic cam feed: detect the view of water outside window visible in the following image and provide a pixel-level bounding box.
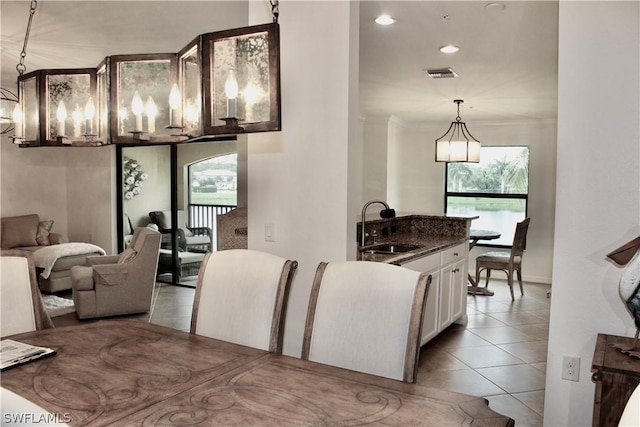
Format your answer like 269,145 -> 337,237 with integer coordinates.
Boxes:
189,153 -> 237,206
446,146 -> 529,246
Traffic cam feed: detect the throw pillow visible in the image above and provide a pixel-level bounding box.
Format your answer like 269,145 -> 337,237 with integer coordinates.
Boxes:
117,248 -> 137,264
36,220 -> 55,246
0,214 -> 40,249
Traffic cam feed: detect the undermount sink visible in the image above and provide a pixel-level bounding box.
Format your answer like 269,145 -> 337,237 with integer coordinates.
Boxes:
362,243 -> 422,255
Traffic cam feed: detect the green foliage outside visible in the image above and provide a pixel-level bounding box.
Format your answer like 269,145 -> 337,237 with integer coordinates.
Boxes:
447,196 -> 525,212
447,146 -> 529,194
191,190 -> 237,206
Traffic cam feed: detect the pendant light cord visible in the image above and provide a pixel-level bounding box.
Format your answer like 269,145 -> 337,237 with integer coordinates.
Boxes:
16,0 -> 38,76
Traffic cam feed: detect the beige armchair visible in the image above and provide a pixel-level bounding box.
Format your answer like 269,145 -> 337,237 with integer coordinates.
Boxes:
70,227 -> 161,319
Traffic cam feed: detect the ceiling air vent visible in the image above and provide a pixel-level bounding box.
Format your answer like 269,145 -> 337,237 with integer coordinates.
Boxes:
425,68 -> 458,79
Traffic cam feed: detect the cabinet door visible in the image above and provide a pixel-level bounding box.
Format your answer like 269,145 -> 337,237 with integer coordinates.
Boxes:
420,270 -> 440,345
450,258 -> 466,322
439,263 -> 454,330
402,254 -> 440,346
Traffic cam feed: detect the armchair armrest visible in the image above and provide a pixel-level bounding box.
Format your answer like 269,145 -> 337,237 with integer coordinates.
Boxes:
187,226 -> 212,237
87,255 -> 119,265
92,263 -> 128,286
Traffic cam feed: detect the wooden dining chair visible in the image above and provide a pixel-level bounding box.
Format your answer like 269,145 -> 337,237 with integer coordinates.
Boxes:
302,261 -> 431,383
474,217 -> 531,301
190,249 -> 297,353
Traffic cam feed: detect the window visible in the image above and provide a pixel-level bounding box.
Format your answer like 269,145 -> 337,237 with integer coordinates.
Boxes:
445,146 -> 529,247
189,154 -> 237,206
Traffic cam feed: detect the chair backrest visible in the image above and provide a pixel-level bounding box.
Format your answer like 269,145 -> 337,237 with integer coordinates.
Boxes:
302,261 -> 431,383
149,210 -> 189,231
190,249 -> 297,353
1,256 -> 36,336
510,217 -> 531,262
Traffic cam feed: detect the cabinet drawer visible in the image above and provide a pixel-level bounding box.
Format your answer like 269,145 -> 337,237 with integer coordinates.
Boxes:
442,243 -> 465,265
402,252 -> 440,272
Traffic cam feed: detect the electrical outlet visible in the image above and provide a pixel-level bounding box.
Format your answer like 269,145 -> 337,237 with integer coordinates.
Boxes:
562,355 -> 580,381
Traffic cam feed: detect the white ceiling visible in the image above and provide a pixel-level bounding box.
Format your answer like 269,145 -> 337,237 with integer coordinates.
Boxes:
359,1 -> 559,124
1,1 -> 559,126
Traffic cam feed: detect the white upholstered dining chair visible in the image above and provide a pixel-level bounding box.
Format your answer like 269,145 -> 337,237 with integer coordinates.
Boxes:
1,256 -> 37,336
302,261 -> 431,383
190,249 -> 297,353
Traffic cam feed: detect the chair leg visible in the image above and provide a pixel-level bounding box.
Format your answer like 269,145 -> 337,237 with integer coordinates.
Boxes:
485,269 -> 491,287
507,270 -> 515,301
474,268 -> 481,296
516,268 -> 524,296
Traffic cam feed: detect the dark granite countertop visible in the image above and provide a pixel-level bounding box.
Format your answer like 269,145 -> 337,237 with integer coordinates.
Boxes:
356,214 -> 475,265
358,235 -> 467,265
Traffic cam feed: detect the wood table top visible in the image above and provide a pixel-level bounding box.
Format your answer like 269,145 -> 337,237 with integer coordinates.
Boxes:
1,320 -> 514,426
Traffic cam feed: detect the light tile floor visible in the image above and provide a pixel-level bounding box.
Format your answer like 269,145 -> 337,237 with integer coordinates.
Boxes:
52,277 -> 551,426
416,279 -> 551,427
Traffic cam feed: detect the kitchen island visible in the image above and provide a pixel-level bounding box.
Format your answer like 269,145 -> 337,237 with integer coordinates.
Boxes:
357,214 -> 476,346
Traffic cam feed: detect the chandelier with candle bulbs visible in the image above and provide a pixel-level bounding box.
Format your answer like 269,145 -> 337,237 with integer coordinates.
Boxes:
11,1 -> 281,147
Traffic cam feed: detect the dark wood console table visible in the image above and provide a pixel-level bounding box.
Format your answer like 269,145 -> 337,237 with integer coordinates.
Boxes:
591,333 -> 640,427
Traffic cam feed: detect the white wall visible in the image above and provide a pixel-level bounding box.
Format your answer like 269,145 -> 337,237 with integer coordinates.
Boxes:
545,2 -> 640,426
0,141 -> 117,253
248,0 -> 360,356
362,116 -> 558,283
362,115 -> 391,203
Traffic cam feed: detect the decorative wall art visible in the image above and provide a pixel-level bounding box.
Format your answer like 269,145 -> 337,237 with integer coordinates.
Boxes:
122,156 -> 148,200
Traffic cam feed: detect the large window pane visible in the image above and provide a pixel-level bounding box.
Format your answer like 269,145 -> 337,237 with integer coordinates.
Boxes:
189,154 -> 237,206
447,146 -> 529,194
446,146 -> 529,247
447,196 -> 526,246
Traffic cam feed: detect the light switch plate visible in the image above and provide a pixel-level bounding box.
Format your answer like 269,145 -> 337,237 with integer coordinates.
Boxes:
264,222 -> 275,242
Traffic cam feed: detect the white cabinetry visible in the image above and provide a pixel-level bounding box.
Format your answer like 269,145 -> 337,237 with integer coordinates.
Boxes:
403,242 -> 467,346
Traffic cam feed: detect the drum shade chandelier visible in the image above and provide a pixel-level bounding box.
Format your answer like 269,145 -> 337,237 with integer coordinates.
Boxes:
11,1 -> 281,147
435,99 -> 480,163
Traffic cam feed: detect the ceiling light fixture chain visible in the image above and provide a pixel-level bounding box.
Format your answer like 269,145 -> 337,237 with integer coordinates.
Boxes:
16,0 -> 38,76
270,0 -> 279,23
455,99 -> 463,122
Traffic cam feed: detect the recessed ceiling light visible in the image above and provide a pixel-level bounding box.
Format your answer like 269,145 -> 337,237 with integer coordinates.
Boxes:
375,14 -> 395,26
439,45 -> 460,54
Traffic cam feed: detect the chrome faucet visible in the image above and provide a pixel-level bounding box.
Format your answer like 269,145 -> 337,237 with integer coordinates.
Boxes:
360,200 -> 395,247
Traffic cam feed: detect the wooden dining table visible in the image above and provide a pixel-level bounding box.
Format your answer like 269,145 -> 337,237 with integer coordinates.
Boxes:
1,320 -> 514,426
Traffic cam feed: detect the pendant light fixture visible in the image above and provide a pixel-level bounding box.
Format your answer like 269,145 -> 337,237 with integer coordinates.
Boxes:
435,99 -> 480,163
11,0 -> 281,147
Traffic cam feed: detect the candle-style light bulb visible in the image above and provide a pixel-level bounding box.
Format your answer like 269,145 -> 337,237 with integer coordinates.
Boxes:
84,97 -> 95,135
72,104 -> 83,137
131,91 -> 144,131
12,103 -> 23,139
56,101 -> 67,136
225,71 -> 239,118
169,84 -> 181,127
146,96 -> 158,134
243,82 -> 259,122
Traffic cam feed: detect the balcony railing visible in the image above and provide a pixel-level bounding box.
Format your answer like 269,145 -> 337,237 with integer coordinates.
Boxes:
188,204 -> 236,250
